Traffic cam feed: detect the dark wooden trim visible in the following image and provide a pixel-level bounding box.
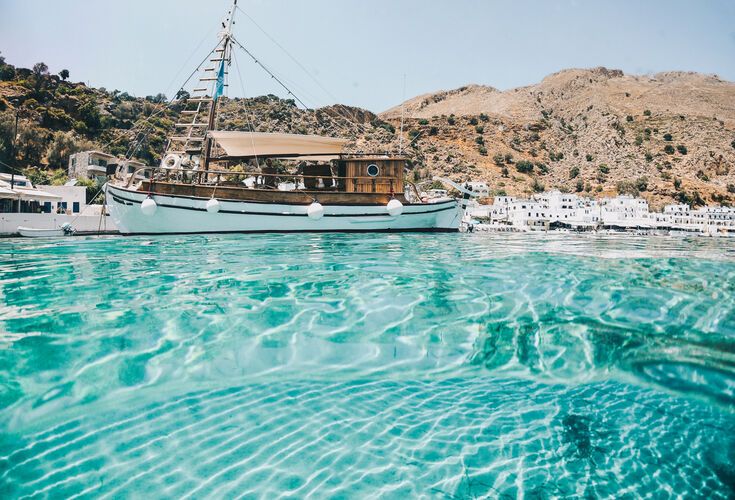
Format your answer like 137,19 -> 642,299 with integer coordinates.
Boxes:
112,183 -> 452,207
108,188 -> 458,217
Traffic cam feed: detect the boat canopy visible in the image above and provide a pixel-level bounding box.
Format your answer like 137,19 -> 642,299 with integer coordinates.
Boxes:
208,131 -> 349,161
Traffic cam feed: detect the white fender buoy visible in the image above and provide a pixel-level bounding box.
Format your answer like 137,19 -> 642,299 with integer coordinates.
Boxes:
206,198 -> 221,213
141,197 -> 157,216
307,202 -> 324,220
387,198 -> 403,216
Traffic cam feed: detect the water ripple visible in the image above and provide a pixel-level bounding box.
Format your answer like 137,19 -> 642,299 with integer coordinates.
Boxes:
0,233 -> 734,497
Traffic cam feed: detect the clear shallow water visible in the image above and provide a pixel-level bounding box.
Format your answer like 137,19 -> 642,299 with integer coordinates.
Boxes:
0,233 -> 734,498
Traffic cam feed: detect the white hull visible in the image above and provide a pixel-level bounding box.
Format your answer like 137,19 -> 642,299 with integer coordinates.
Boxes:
17,226 -> 67,238
106,184 -> 461,234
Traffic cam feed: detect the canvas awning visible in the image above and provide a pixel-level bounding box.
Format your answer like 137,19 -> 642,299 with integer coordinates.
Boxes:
12,188 -> 63,201
208,131 -> 348,160
0,186 -> 18,200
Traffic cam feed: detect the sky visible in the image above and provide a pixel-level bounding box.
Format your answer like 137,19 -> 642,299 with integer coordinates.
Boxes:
1,0 -> 734,112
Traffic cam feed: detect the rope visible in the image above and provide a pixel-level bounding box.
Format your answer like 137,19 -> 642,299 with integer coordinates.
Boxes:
235,5 -> 372,137
230,36 -> 309,110
231,51 -> 260,170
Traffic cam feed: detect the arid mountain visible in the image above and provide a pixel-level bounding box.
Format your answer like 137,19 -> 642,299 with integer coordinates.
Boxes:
380,67 -> 735,208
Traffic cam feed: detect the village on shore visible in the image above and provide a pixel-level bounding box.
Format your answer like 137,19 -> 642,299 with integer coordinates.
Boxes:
447,182 -> 735,236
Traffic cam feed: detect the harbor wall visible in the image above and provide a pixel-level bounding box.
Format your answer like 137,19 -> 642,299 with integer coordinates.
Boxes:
0,213 -> 118,236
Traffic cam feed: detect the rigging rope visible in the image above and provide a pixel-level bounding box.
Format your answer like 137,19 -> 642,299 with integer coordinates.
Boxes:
230,36 -> 309,110
234,5 -> 373,137
231,50 -> 260,169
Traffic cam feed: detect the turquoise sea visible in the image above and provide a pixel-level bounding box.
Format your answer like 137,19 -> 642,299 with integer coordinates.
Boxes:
0,233 -> 734,498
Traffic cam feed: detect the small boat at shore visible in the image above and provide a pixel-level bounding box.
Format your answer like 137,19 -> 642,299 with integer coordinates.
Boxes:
106,0 -> 462,235
17,223 -> 75,238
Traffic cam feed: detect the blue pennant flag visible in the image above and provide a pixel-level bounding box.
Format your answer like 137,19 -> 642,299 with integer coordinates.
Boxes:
214,59 -> 226,99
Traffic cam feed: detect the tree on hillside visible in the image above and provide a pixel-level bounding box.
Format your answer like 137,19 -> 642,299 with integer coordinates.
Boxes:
46,130 -> 93,169
0,52 -> 15,81
32,62 -> 49,94
59,69 -> 70,81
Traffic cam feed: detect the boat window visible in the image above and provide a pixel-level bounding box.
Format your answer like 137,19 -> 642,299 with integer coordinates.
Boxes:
366,164 -> 379,177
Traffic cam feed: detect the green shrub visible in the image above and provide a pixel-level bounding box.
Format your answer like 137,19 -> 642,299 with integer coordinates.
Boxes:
469,117 -> 478,126
674,177 -> 682,190
475,125 -> 484,134
676,144 -> 687,155
418,118 -> 429,126
731,139 -> 735,150
626,115 -> 634,122
664,144 -> 675,154
598,164 -> 610,174
23,167 -> 51,186
536,163 -> 549,174
727,184 -> 735,194
617,180 -> 639,196
643,110 -> 651,116
479,113 -> 489,122
663,133 -> 673,141
635,176 -> 648,192
585,154 -> 593,162
531,178 -> 545,193
635,135 -> 643,146
478,146 -> 487,155
428,126 -> 439,136
575,180 -> 584,192
447,115 -> 455,125
504,153 -> 513,164
569,166 -> 580,179
501,166 -> 509,177
645,152 -> 653,162
516,160 -> 534,174
696,170 -> 709,181
475,136 -> 484,145
493,153 -> 504,166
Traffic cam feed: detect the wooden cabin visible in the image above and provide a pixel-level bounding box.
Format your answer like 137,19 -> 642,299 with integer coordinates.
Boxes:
336,158 -> 404,194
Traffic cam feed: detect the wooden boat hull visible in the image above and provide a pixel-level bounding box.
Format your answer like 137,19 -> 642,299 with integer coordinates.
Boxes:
106,184 -> 462,234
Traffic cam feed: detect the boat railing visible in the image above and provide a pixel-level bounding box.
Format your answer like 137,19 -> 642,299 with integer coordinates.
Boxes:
123,166 -> 400,194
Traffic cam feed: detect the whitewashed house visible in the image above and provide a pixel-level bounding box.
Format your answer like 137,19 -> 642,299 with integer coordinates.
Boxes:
600,195 -> 656,228
466,182 -> 490,198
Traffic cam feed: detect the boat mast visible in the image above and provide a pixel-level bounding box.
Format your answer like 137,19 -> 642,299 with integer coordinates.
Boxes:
203,0 -> 237,172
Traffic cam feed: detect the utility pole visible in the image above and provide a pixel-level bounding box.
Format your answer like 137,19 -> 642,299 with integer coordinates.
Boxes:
10,110 -> 18,189
10,110 -> 19,212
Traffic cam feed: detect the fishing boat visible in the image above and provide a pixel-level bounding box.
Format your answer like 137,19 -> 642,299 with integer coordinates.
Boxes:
106,1 -> 461,235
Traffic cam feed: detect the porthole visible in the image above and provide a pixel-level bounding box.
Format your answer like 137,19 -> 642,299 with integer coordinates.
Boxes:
366,164 -> 379,177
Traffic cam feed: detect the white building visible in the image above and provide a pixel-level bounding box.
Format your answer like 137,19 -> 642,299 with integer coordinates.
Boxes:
68,151 -> 150,182
68,151 -> 116,181
0,173 -> 115,235
466,182 -> 490,198
466,188 -> 732,235
507,199 -> 549,229
600,195 -> 656,228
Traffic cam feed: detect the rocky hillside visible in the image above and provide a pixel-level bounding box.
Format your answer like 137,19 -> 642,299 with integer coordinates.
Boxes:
0,54 -> 395,185
381,68 -> 735,208
1,54 -> 734,207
